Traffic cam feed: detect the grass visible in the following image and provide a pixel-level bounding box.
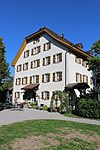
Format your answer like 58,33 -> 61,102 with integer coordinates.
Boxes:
0,120 -> 100,149
63,113 -> 79,118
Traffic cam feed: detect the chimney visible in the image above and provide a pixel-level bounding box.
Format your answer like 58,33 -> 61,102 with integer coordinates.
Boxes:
61,33 -> 64,38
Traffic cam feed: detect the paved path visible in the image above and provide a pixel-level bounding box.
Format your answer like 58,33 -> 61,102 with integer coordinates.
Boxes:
0,108 -> 100,126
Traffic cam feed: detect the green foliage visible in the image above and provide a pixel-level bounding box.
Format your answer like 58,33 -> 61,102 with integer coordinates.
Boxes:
51,91 -> 69,113
0,103 -> 3,111
0,37 -> 11,91
42,105 -> 48,111
75,98 -> 100,119
88,39 -> 100,83
91,39 -> 100,56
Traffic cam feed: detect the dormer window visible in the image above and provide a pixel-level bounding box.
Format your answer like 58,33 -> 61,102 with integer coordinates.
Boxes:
33,37 -> 40,44
75,56 -> 81,64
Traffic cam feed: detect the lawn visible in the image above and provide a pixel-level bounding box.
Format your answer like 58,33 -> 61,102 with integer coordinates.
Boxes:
0,120 -> 100,150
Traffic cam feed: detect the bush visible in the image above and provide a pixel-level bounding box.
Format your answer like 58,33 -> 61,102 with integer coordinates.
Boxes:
42,105 -> 48,111
0,103 -> 3,111
32,105 -> 37,109
75,98 -> 100,119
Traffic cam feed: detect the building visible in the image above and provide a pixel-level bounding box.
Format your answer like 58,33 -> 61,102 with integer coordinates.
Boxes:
12,27 -> 93,107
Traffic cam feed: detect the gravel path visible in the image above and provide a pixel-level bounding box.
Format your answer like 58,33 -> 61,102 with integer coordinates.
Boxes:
0,108 -> 100,126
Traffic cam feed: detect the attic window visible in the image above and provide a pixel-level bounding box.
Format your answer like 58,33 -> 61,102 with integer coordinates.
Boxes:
33,37 -> 40,44
43,42 -> 51,51
24,50 -> 29,58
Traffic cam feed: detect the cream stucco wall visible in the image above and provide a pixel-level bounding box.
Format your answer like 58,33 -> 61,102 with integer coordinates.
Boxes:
13,33 -> 93,106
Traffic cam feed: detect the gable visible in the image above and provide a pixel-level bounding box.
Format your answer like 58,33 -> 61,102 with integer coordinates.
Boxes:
12,27 -> 92,66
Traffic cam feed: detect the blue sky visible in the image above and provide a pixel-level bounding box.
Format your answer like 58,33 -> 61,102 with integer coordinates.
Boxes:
0,0 -> 100,75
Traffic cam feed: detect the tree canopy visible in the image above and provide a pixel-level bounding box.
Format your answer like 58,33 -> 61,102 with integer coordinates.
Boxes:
0,36 -> 12,91
88,40 -> 100,82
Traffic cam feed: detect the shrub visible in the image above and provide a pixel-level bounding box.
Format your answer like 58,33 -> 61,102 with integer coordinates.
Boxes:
32,105 -> 37,109
42,105 -> 48,111
0,103 -> 3,111
75,98 -> 100,119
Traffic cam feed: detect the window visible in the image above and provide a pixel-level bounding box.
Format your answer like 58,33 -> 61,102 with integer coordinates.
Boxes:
90,77 -> 93,85
15,92 -> 20,98
53,72 -> 62,82
33,37 -> 40,44
80,74 -> 83,83
16,78 -> 21,85
43,42 -> 51,51
22,77 -> 28,85
82,59 -> 87,67
76,73 -> 80,82
23,63 -> 28,71
17,65 -> 22,72
75,56 -> 81,64
30,59 -> 40,69
43,56 -> 50,66
24,50 -> 29,58
31,46 -> 41,55
41,91 -> 50,100
42,73 -> 50,82
30,75 -> 39,84
53,53 -> 62,63
83,75 -> 88,83
34,75 -> 39,83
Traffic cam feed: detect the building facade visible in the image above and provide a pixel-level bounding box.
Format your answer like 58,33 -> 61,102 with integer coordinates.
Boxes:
12,27 -> 93,107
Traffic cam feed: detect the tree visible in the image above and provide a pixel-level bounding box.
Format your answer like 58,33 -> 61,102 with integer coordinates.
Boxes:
50,91 -> 70,113
88,40 -> 100,78
88,40 -> 100,99
0,36 -> 11,91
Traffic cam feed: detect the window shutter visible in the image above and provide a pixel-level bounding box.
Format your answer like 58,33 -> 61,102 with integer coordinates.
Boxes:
15,92 -> 16,98
18,92 -> 20,98
49,42 -> 51,49
82,59 -> 84,66
53,73 -> 55,81
22,78 -> 23,85
47,92 -> 49,99
31,49 -> 34,55
41,92 -> 44,99
43,44 -> 45,51
48,73 -> 50,82
20,65 -> 22,71
43,58 -> 45,66
42,74 -> 44,82
30,62 -> 33,69
90,77 -> 93,85
16,79 -> 17,85
60,72 -> 62,81
60,53 -> 62,62
75,56 -> 77,62
30,76 -> 32,84
86,76 -> 88,84
48,56 -> 50,64
26,77 -> 28,84
24,52 -> 25,58
36,75 -> 39,83
38,46 -> 41,53
80,74 -> 82,83
37,60 -> 40,67
19,78 -> 21,85
53,55 -> 56,63
17,66 -> 18,72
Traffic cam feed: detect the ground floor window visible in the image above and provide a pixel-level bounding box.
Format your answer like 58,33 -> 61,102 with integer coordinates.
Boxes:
41,91 -> 50,100
15,92 -> 20,98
